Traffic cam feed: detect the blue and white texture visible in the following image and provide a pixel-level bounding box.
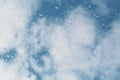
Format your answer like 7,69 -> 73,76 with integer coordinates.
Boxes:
0,0 -> 120,80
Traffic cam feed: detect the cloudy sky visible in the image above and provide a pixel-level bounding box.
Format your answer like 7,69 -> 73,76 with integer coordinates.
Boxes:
0,0 -> 120,80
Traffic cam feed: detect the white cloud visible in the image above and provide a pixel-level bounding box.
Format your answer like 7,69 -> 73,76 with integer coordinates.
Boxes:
0,0 -> 38,80
0,1 -> 120,80
0,0 -> 36,52
47,7 -> 97,80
